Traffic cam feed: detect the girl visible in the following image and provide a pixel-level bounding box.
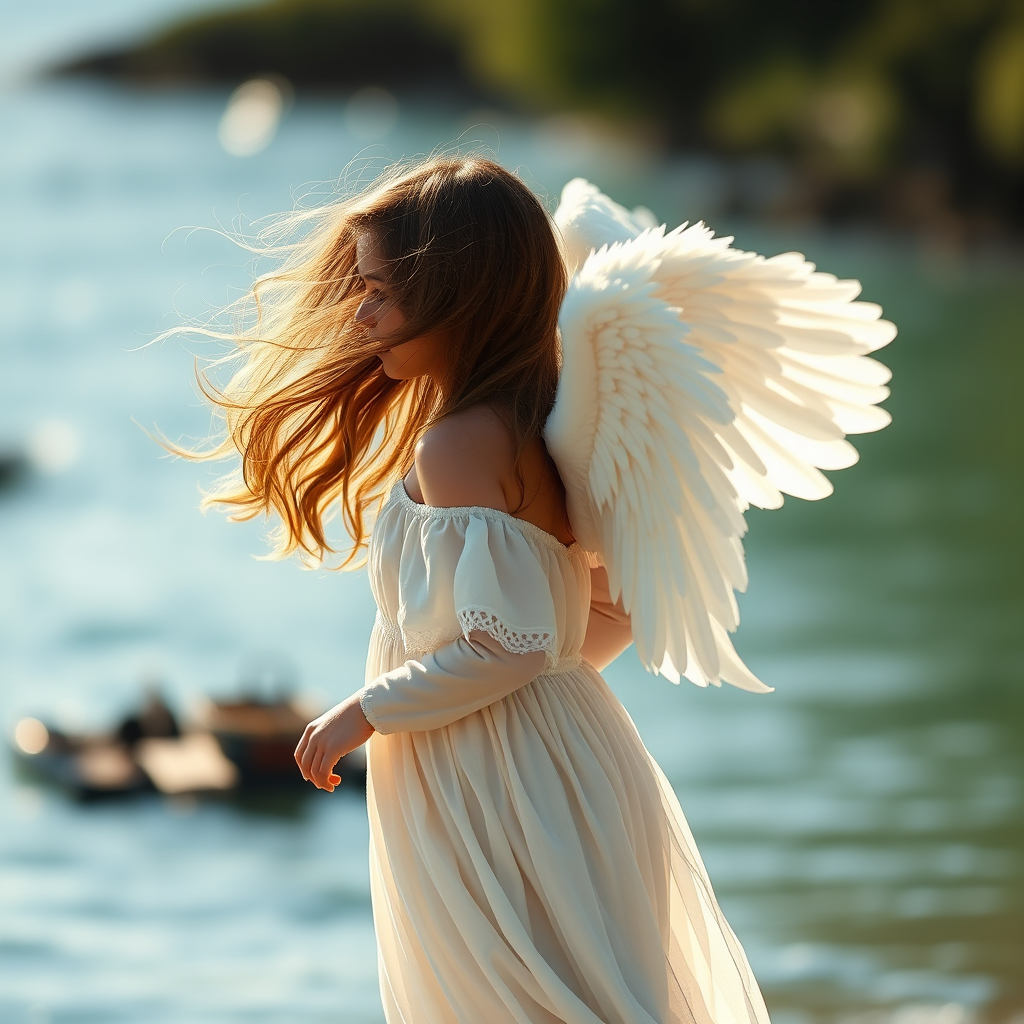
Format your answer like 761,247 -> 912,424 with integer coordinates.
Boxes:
196,157 -> 769,1024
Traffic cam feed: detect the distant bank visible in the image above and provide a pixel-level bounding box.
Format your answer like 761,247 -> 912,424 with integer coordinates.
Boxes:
56,0 -> 1024,235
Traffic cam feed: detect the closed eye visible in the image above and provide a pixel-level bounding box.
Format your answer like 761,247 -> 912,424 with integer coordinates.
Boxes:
359,274 -> 388,296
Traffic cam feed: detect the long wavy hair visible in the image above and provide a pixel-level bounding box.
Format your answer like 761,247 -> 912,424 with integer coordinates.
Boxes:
174,156 -> 566,567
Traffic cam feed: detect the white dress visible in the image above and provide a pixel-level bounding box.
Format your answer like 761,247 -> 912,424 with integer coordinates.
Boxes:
358,482 -> 770,1024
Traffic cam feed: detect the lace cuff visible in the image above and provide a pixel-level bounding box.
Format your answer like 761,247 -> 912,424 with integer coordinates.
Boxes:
457,608 -> 556,663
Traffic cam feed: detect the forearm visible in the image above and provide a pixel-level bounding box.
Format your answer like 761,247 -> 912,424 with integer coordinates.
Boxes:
580,607 -> 634,671
580,565 -> 633,671
359,630 -> 546,734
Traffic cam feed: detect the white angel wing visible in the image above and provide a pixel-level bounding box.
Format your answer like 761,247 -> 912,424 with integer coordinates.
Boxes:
545,181 -> 895,691
554,177 -> 658,274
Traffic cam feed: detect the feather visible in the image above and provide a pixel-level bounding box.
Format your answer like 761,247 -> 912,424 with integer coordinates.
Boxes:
544,180 -> 894,690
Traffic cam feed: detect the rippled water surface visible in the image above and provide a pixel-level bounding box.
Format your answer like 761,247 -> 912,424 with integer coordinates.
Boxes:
0,70 -> 1021,1024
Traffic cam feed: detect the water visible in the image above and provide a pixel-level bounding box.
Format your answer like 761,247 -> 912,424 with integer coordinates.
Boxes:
0,69 -> 1021,1024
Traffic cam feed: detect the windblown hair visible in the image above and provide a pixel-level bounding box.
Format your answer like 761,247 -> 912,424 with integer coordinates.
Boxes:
176,156 -> 567,566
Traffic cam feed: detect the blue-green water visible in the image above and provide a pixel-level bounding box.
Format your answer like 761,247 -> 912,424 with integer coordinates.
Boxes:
0,69 -> 1021,1024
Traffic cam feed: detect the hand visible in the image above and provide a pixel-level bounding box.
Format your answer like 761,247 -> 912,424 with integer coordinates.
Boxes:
294,692 -> 375,792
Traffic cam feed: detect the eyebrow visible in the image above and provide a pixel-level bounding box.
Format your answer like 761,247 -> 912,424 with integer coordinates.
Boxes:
360,272 -> 387,284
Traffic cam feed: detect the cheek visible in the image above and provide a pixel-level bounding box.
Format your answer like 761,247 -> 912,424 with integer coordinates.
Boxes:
375,305 -> 406,335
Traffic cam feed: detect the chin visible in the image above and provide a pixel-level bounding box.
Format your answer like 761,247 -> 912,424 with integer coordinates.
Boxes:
378,352 -> 418,381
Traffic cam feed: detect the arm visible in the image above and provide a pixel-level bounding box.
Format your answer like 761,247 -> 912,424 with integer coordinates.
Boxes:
360,631 -> 545,733
294,631 -> 544,791
296,413 -> 543,791
580,565 -> 634,671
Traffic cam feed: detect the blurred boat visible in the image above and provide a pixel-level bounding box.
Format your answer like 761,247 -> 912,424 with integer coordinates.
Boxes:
134,732 -> 239,795
11,716 -> 154,799
193,696 -> 366,789
10,691 -> 365,799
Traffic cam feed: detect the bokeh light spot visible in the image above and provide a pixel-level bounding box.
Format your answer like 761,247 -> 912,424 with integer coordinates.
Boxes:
14,717 -> 49,755
27,419 -> 80,474
218,78 -> 285,157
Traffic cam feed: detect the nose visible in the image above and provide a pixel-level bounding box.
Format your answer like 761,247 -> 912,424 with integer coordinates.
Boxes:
355,298 -> 376,327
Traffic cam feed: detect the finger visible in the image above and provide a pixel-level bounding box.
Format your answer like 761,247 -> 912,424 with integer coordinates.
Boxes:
312,748 -> 330,788
328,772 -> 341,786
300,738 -> 320,783
295,743 -> 310,781
294,725 -> 314,772
314,748 -> 336,790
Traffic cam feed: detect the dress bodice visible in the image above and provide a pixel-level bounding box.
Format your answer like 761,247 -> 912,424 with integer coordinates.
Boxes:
366,481 -> 592,671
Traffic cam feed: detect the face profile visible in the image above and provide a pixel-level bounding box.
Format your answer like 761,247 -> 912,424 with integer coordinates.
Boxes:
354,232 -> 446,381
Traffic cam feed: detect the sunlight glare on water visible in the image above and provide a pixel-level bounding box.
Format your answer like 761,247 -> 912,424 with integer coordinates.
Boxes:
218,78 -> 287,157
0,53 -> 1020,1024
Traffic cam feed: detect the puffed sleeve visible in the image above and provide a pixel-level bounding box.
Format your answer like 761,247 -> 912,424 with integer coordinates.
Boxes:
360,511 -> 574,734
391,513 -> 570,665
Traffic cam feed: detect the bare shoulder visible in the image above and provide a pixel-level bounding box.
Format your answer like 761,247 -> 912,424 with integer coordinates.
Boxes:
409,406 -> 575,546
413,406 -> 514,510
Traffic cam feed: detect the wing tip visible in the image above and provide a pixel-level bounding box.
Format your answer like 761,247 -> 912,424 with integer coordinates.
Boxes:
654,653 -> 773,694
727,676 -> 775,694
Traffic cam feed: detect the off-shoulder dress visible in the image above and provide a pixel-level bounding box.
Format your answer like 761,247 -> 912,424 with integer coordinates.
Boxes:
357,481 -> 770,1024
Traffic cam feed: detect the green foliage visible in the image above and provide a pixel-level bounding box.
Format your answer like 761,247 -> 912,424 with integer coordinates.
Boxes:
72,0 -> 482,96
65,0 -> 1024,221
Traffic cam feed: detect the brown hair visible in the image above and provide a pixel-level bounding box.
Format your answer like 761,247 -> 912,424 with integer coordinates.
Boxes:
174,156 -> 566,566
